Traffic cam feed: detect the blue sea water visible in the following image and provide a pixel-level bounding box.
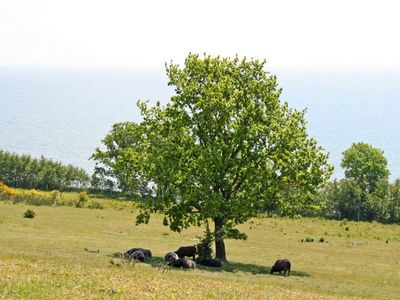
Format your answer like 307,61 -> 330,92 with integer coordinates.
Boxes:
0,67 -> 399,180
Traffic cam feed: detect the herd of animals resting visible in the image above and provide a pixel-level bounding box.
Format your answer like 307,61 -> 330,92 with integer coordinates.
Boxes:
123,246 -> 291,276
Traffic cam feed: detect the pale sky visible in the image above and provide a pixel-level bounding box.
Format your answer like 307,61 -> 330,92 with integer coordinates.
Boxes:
0,0 -> 399,69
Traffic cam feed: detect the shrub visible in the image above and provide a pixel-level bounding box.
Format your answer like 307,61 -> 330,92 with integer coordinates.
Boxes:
76,191 -> 89,208
26,189 -> 53,206
50,190 -> 61,206
23,209 -> 36,218
87,201 -> 103,209
0,182 -> 17,198
319,237 -> 325,243
197,224 -> 214,260
163,217 -> 169,226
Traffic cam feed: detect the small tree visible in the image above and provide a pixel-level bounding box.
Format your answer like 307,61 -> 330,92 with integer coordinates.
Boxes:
197,223 -> 214,261
23,209 -> 36,219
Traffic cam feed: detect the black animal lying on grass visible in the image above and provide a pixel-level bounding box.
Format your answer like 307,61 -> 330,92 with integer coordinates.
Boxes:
126,247 -> 152,259
196,258 -> 222,268
164,252 -> 179,264
175,246 -> 197,261
129,250 -> 145,262
270,259 -> 291,276
169,257 -> 196,269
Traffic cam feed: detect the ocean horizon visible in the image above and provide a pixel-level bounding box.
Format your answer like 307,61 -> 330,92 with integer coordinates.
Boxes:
1,66 -> 399,181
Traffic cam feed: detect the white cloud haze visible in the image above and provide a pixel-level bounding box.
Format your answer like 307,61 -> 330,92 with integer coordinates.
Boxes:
0,0 -> 399,69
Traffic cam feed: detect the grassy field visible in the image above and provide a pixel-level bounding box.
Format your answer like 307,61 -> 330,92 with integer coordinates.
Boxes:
0,200 -> 399,299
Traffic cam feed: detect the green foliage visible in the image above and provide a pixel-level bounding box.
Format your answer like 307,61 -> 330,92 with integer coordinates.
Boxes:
91,123 -> 149,196
318,143 -> 398,223
93,53 -> 332,260
388,179 -> 400,222
196,223 -> 214,260
23,209 -> 36,218
0,150 -> 90,191
341,142 -> 389,193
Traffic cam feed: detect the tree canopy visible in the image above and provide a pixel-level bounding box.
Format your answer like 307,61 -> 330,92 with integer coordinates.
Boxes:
320,143 -> 393,222
93,54 -> 332,261
341,142 -> 389,193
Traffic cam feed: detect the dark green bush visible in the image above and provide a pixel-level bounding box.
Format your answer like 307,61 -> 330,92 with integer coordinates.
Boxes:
163,217 -> 169,226
196,224 -> 214,260
302,237 -> 314,242
23,209 -> 36,218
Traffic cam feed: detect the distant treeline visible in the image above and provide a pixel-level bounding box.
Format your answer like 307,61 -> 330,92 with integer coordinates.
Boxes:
312,142 -> 400,224
0,150 -> 90,190
317,178 -> 400,224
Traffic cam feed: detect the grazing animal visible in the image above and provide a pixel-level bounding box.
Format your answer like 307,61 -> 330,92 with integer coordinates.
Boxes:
197,258 -> 222,268
270,259 -> 291,276
170,258 -> 196,269
175,246 -> 197,261
164,252 -> 179,263
126,248 -> 152,259
130,250 -> 146,262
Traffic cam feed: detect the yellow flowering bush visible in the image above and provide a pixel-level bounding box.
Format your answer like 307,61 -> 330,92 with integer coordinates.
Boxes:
0,182 -> 18,197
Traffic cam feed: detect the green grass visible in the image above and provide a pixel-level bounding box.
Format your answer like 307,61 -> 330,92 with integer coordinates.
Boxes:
0,201 -> 399,299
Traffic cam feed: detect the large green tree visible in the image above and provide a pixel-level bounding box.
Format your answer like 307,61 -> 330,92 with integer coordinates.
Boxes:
93,54 -> 332,261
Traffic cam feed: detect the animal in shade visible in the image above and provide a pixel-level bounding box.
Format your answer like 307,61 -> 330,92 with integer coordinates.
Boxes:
129,250 -> 145,262
126,247 -> 152,259
169,257 -> 196,269
164,252 -> 179,264
174,246 -> 197,261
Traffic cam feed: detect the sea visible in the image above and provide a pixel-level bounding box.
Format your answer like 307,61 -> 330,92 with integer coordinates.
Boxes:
1,66 -> 399,181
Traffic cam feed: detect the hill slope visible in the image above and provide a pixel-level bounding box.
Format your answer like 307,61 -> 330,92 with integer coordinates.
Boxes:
0,202 -> 399,299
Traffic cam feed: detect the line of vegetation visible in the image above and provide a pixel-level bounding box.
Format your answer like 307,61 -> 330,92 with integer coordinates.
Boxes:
0,183 -> 97,208
0,183 -> 136,210
0,149 -> 90,190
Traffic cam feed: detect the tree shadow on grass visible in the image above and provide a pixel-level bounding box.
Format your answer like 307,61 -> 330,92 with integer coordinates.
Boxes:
139,256 -> 310,277
196,261 -> 310,277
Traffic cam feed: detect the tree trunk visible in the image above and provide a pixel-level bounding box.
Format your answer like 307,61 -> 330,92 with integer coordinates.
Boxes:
214,217 -> 227,262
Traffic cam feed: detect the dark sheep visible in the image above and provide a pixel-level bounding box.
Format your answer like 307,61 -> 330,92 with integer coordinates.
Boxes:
270,259 -> 291,276
175,246 -> 197,261
129,250 -> 145,262
164,252 -> 179,264
126,247 -> 152,259
169,258 -> 196,269
197,258 -> 222,268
